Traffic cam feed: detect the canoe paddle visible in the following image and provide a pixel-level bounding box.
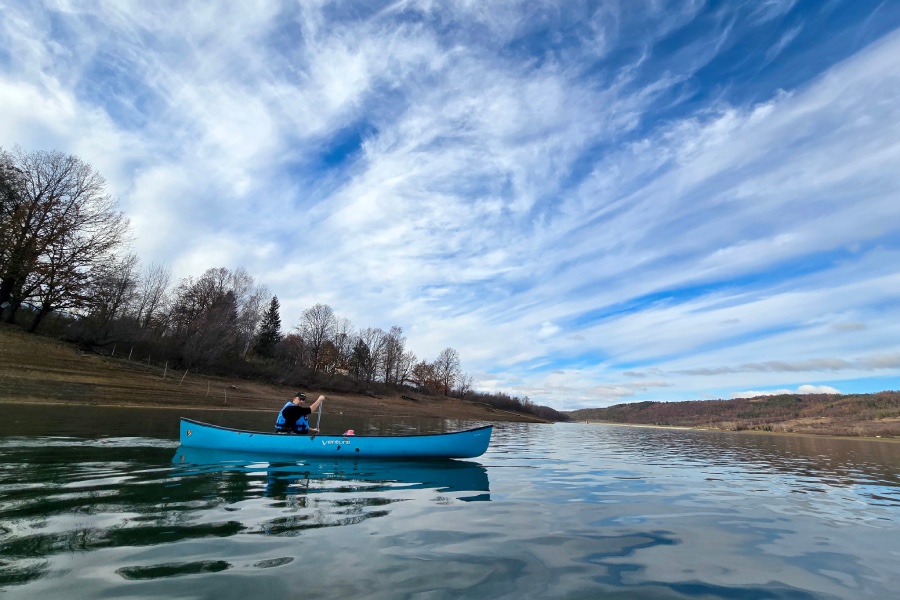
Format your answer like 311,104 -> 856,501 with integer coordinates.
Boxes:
315,397 -> 323,432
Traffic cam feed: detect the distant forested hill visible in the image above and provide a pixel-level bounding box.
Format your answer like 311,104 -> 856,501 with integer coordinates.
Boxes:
565,392 -> 900,438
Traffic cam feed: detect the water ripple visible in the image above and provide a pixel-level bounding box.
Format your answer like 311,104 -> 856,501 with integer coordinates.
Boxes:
2,420 -> 900,598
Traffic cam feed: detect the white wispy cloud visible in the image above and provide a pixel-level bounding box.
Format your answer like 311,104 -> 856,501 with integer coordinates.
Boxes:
766,24 -> 803,61
1,1 -> 898,410
732,384 -> 841,398
750,0 -> 799,25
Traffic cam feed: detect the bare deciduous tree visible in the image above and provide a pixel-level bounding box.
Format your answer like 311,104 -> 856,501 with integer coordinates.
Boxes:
169,268 -> 242,366
180,290 -> 239,367
397,350 -> 418,386
456,373 -> 474,398
356,326 -> 386,383
332,316 -> 356,373
381,325 -> 406,385
87,253 -> 140,336
231,268 -> 268,358
434,347 -> 461,396
0,150 -> 27,299
276,332 -> 306,367
411,359 -> 439,391
134,262 -> 171,333
299,303 -> 336,373
0,147 -> 128,327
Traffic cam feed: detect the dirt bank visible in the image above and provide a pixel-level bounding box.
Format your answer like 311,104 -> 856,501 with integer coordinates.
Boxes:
0,325 -> 545,423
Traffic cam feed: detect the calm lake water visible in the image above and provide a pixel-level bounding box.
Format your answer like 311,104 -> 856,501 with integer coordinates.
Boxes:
1,404 -> 899,599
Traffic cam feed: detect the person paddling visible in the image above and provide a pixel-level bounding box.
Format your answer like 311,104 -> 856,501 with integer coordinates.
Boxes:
275,392 -> 325,434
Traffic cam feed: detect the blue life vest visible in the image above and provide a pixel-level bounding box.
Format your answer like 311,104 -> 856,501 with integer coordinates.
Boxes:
276,401 -> 311,433
275,402 -> 293,429
295,414 -> 310,433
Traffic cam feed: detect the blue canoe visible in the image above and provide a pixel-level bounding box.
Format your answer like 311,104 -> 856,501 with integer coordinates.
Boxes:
179,418 -> 493,459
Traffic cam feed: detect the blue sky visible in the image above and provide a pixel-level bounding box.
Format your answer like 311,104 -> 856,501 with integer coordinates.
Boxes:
2,0 -> 899,410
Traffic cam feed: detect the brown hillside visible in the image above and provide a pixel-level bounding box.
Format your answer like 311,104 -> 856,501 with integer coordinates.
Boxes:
0,325 -> 544,423
566,392 -> 900,438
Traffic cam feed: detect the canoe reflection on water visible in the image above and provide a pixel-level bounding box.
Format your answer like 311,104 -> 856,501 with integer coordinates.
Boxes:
172,446 -> 491,502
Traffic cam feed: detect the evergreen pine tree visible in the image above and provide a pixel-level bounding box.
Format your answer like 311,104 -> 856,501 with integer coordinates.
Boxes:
254,296 -> 282,358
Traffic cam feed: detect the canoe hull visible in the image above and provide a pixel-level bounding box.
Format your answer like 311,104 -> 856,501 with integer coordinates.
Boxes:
178,418 -> 493,459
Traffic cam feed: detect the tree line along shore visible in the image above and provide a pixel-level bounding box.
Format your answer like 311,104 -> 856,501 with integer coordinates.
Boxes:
5,324 -> 898,435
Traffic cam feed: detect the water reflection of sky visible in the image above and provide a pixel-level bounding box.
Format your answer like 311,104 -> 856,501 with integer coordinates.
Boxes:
2,414 -> 900,598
